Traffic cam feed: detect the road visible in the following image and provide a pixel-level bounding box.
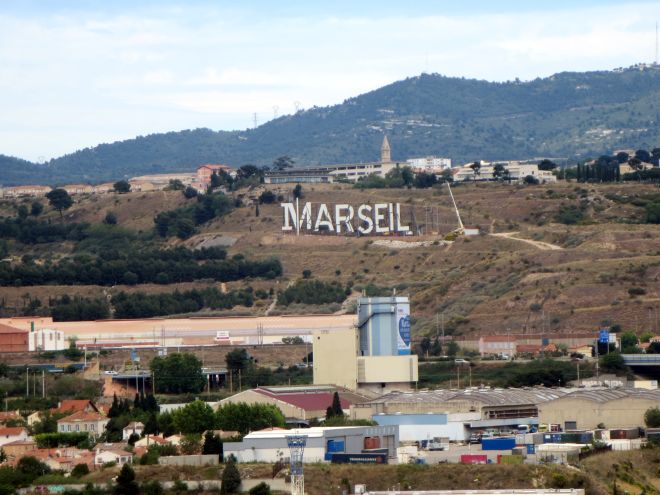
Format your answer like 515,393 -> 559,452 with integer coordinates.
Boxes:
490,232 -> 563,250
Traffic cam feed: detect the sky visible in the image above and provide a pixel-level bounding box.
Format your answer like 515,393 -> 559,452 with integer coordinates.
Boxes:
1,0 -> 659,162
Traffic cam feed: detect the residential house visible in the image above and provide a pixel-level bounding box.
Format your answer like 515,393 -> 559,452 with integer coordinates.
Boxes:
0,185 -> 52,198
95,444 -> 133,466
51,399 -> 100,416
3,440 -> 37,461
57,411 -> 108,438
0,410 -> 22,425
0,427 -> 29,447
122,421 -> 144,441
27,448 -> 95,472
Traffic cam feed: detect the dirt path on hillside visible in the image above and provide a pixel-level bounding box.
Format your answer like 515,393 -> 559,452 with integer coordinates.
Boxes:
490,232 -> 564,250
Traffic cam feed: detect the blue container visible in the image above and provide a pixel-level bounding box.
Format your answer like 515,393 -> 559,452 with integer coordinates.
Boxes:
481,437 -> 516,451
543,433 -> 561,444
526,444 -> 535,454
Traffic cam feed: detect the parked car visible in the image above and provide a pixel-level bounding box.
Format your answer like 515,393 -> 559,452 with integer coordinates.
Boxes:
454,358 -> 469,364
104,370 -> 118,375
468,433 -> 482,444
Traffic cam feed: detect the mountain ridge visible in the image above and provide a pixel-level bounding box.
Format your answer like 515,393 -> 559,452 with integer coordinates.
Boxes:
3,67 -> 660,186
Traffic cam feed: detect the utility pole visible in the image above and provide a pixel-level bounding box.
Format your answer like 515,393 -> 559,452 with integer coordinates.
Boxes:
576,362 -> 580,387
42,370 -> 45,398
26,368 -> 29,397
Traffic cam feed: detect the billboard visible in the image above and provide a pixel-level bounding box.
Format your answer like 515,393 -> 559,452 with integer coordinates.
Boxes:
598,329 -> 609,344
396,304 -> 411,356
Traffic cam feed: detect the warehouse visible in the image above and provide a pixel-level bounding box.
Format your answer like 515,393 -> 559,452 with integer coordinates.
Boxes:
352,388 -> 566,439
537,389 -> 660,430
224,425 -> 399,463
0,324 -> 28,353
217,385 -> 367,422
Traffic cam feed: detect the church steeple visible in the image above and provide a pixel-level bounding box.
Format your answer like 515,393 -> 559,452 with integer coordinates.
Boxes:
380,135 -> 391,163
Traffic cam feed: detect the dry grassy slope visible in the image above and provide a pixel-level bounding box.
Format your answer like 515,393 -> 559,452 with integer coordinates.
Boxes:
82,449 -> 660,495
4,182 -> 660,337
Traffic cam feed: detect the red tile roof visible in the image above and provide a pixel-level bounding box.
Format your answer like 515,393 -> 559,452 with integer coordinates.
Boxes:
0,427 -> 27,436
58,411 -> 107,422
52,400 -> 98,415
254,388 -> 351,412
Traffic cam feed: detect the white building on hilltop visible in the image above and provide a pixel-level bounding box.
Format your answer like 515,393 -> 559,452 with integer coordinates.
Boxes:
406,156 -> 452,172
454,161 -> 557,183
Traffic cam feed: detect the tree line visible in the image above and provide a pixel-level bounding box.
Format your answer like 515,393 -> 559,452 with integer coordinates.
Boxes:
111,286 -> 261,319
0,250 -> 281,287
277,279 -> 350,306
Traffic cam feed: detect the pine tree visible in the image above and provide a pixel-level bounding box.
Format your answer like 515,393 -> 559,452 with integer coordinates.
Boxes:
114,464 -> 139,495
220,458 -> 241,494
330,392 -> 343,417
108,393 -> 120,418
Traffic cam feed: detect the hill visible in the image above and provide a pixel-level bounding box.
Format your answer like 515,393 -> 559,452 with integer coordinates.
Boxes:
0,180 -> 658,340
3,67 -> 660,185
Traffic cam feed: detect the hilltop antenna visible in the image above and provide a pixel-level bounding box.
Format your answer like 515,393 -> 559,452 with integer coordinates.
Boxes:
293,101 -> 301,112
272,105 -> 279,119
653,21 -> 658,65
252,112 -> 258,129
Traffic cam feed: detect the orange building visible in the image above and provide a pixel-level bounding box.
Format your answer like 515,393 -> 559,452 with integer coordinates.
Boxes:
0,323 -> 29,352
196,164 -> 235,185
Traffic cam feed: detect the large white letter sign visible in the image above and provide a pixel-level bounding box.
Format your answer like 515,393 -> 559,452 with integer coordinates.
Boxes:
357,205 -> 373,234
314,203 -> 334,232
395,203 -> 410,233
335,204 -> 355,233
299,202 -> 313,231
281,203 -> 297,231
373,203 -> 389,233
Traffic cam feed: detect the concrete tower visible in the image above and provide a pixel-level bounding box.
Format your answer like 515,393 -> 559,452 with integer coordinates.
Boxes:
381,135 -> 391,163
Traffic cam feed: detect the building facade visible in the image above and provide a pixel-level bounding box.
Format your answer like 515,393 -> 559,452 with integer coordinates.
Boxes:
28,328 -> 66,352
0,324 -> 29,352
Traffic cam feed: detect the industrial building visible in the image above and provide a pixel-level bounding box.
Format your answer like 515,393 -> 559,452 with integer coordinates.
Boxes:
537,388 -> 660,430
0,323 -> 28,352
216,385 -> 367,422
28,328 -> 66,352
313,296 -> 418,394
224,425 -> 399,463
351,388 -> 566,441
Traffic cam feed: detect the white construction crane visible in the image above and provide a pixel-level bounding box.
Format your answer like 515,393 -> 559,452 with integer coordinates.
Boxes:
446,182 -> 464,235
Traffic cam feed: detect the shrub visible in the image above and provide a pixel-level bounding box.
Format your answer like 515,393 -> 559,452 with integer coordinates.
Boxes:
644,407 -> 660,427
71,463 -> 90,478
627,287 -> 646,297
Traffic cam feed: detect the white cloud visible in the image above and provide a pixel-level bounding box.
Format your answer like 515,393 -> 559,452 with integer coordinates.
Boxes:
1,2 -> 659,161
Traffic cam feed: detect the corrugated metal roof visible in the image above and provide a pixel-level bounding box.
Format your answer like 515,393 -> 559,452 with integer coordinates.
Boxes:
546,388 -> 660,403
367,388 -> 566,407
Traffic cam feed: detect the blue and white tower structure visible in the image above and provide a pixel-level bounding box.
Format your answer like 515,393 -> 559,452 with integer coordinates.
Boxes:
286,435 -> 306,495
358,296 -> 411,356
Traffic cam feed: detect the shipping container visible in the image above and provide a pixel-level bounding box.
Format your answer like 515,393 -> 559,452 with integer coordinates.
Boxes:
610,428 -> 639,440
543,433 -> 562,444
531,433 -> 545,445
330,453 -> 387,464
526,444 -> 536,455
511,447 -> 527,457
498,454 -> 524,465
460,454 -> 488,464
481,437 -> 516,450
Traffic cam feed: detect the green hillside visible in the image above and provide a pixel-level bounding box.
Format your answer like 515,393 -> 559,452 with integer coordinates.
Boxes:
3,67 -> 660,185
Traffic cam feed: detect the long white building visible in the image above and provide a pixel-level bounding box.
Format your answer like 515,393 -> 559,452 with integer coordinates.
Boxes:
454,161 -> 556,183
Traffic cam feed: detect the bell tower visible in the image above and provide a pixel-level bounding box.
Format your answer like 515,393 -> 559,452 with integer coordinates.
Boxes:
380,135 -> 391,163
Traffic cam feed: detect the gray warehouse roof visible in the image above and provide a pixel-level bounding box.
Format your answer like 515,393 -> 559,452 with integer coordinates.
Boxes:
366,387 -> 567,408
544,388 -> 660,404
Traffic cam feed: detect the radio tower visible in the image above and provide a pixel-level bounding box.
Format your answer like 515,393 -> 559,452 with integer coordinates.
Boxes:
286,435 -> 306,495
655,21 -> 658,66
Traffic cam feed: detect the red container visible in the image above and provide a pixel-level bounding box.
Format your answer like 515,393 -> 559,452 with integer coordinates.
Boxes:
460,454 -> 487,464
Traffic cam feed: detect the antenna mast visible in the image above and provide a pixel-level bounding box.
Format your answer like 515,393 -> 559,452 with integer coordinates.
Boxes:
446,182 -> 464,233
654,21 -> 658,65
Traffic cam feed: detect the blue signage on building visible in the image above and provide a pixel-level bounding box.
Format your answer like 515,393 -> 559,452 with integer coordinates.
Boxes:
398,315 -> 411,355
598,329 -> 609,344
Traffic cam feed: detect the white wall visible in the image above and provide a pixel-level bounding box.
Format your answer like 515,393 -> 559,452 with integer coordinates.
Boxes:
226,446 -> 327,464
